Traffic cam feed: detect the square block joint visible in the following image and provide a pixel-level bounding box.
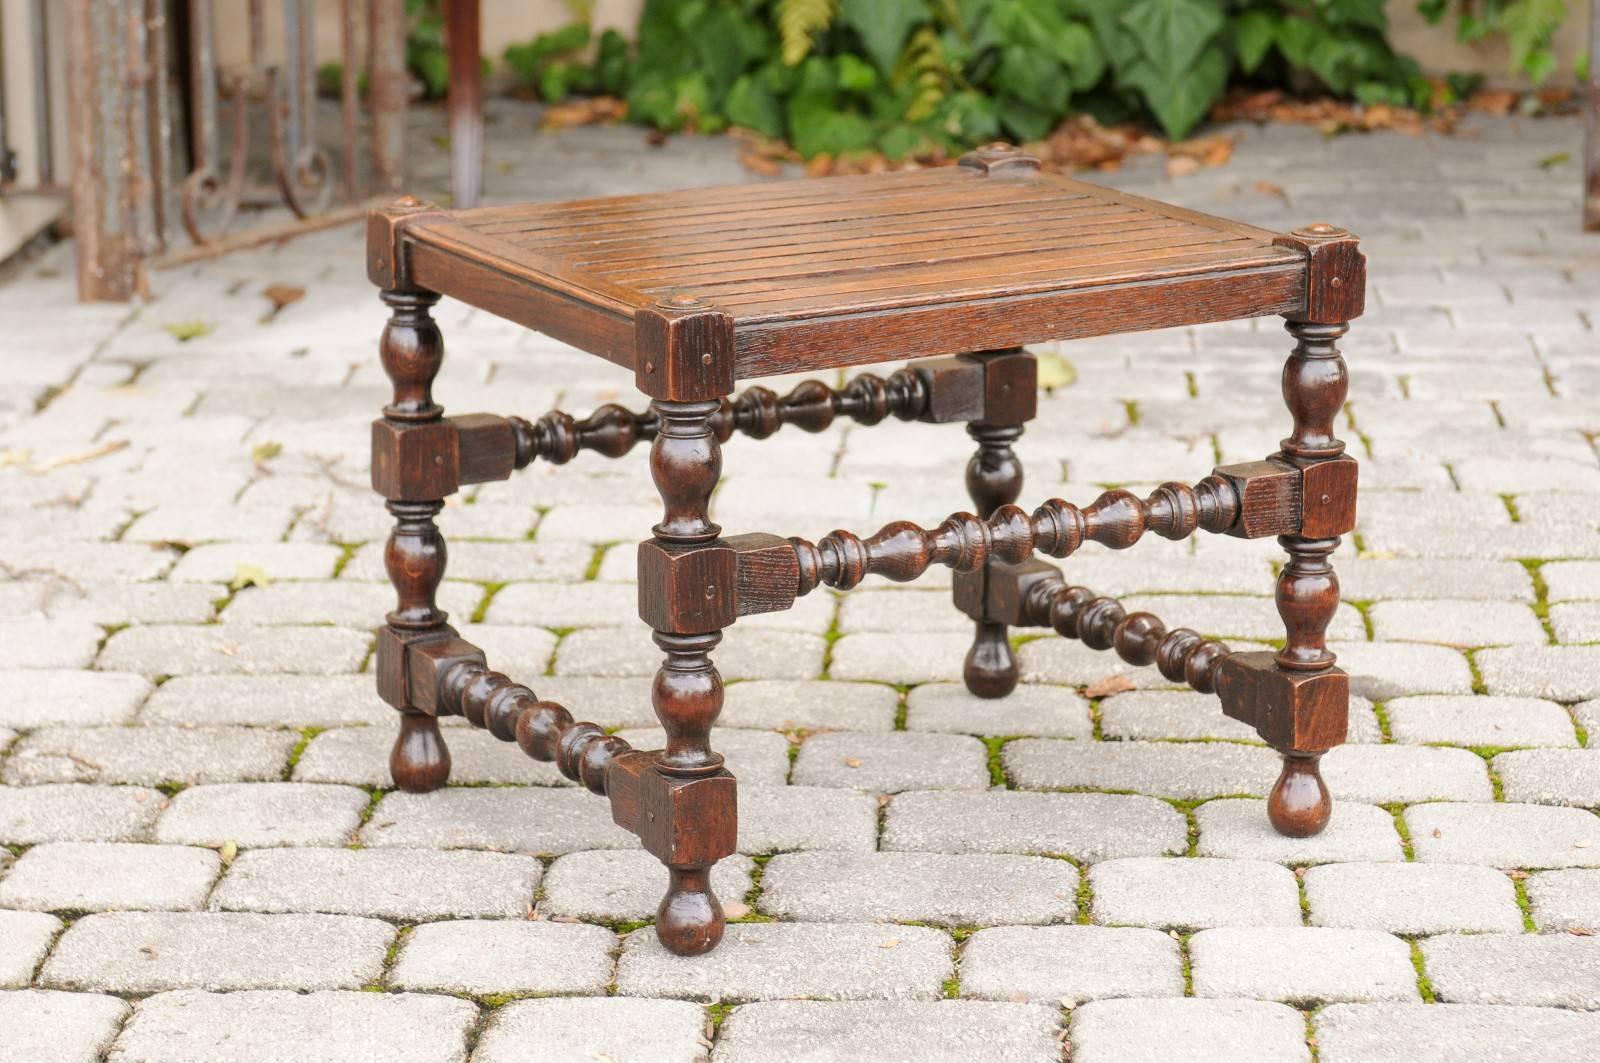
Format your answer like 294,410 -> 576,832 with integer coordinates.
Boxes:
638,540 -> 738,633
1214,459 -> 1302,539
371,419 -> 460,501
1299,455 -> 1358,539
1216,651 -> 1348,752
607,752 -> 738,866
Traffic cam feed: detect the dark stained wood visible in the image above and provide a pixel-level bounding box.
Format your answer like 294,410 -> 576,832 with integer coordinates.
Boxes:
367,169 -> 1369,947
444,0 -> 483,211
373,287 -> 453,794
370,161 -> 1328,395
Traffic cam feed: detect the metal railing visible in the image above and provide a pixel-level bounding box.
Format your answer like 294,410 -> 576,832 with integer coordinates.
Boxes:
61,0 -> 409,300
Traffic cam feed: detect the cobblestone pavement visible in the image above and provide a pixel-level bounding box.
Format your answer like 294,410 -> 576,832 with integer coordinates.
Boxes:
2,102 -> 1598,1062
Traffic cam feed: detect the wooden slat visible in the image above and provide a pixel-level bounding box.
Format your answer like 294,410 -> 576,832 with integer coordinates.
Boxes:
733,264 -> 1307,377
614,219 -> 1199,291
469,171 -> 978,237
495,185 -> 1078,249
691,237 -> 1283,312
593,209 -> 1163,284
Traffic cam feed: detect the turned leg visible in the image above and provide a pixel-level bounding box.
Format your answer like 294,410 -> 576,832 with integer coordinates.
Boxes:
642,398 -> 736,955
374,287 -> 452,792
1266,317 -> 1354,837
955,349 -> 1037,698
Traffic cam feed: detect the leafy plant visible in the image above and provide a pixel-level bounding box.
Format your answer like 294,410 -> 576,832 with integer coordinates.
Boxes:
496,0 -> 1459,155
1419,0 -> 1570,84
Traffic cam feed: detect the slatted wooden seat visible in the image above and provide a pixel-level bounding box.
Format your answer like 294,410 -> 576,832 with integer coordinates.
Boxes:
366,144 -> 1366,958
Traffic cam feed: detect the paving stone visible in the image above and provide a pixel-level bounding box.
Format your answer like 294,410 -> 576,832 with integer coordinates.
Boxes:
1304,862 -> 1522,933
760,851 -> 1077,926
123,505 -> 297,544
0,843 -> 219,912
1005,738 -> 1279,799
40,911 -> 393,993
526,676 -> 658,729
0,784 -> 165,844
167,542 -> 344,581
0,670 -> 151,727
736,785 -> 879,853
1527,869 -> 1600,931
959,924 -> 1183,1005
390,919 -> 615,995
791,731 -> 989,792
0,911 -> 60,987
714,1000 -> 1060,1063
1190,926 -> 1418,1004
1544,600 -> 1600,645
881,789 -> 1185,860
105,989 -> 478,1063
1334,559 -> 1534,602
0,541 -> 177,583
1478,646 -> 1600,701
0,620 -> 103,669
449,623 -> 560,678
1543,560 -> 1600,601
616,921 -> 952,1002
292,725 -> 568,788
1386,695 -> 1577,747
1122,594 -> 1365,642
1494,748 -> 1600,806
1406,802 -> 1600,867
484,578 -> 675,628
1326,641 -> 1475,697
1368,600 -> 1547,646
614,727 -> 791,786
211,847 -> 540,920
720,679 -> 897,732
360,788 -> 637,854
1322,743 -> 1493,803
904,682 -> 1092,738
828,633 -> 970,684
1315,1002 -> 1600,1063
98,624 -> 370,676
1018,636 -> 1226,689
153,783 -> 370,848
0,990 -> 129,1063
1422,933 -> 1600,1009
838,588 -> 971,633
1089,857 -> 1300,929
3,725 -> 298,786
29,579 -> 248,627
1071,998 -> 1310,1063
539,850 -> 755,922
1195,798 -> 1404,863
1098,690 -> 1380,744
475,998 -> 709,1063
140,674 -> 392,727
556,625 -> 824,680
223,580 -> 479,627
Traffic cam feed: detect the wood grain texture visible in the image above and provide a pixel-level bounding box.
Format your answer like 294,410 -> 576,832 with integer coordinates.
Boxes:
372,164 -> 1319,381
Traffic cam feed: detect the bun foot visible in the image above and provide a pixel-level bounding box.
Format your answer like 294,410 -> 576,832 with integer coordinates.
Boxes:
1268,752 -> 1331,838
391,713 -> 451,793
963,620 -> 1019,699
656,866 -> 724,956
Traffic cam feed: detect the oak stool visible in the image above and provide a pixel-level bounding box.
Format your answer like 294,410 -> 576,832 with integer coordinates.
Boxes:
367,145 -> 1363,957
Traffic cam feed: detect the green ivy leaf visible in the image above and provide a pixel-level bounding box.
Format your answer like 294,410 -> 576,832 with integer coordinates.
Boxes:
994,45 -> 1071,112
836,53 -> 880,93
1119,0 -> 1225,78
1275,16 -> 1318,68
1322,0 -> 1388,32
998,96 -> 1057,141
1121,42 -> 1227,138
787,95 -> 876,156
1503,0 -> 1568,84
1232,9 -> 1278,74
838,0 -> 926,76
724,74 -> 785,137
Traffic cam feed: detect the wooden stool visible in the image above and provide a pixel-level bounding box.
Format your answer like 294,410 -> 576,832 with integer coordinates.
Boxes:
367,145 -> 1364,957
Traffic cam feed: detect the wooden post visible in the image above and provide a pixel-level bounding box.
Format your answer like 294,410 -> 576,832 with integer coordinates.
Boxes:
65,0 -> 141,301
369,0 -> 408,194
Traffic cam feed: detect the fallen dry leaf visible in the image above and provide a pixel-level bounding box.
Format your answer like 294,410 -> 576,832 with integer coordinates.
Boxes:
722,901 -> 751,919
541,96 -> 628,130
1254,179 -> 1288,201
878,938 -> 900,949
843,757 -> 862,768
1083,674 -> 1135,699
28,440 -> 129,474
262,284 -> 305,313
